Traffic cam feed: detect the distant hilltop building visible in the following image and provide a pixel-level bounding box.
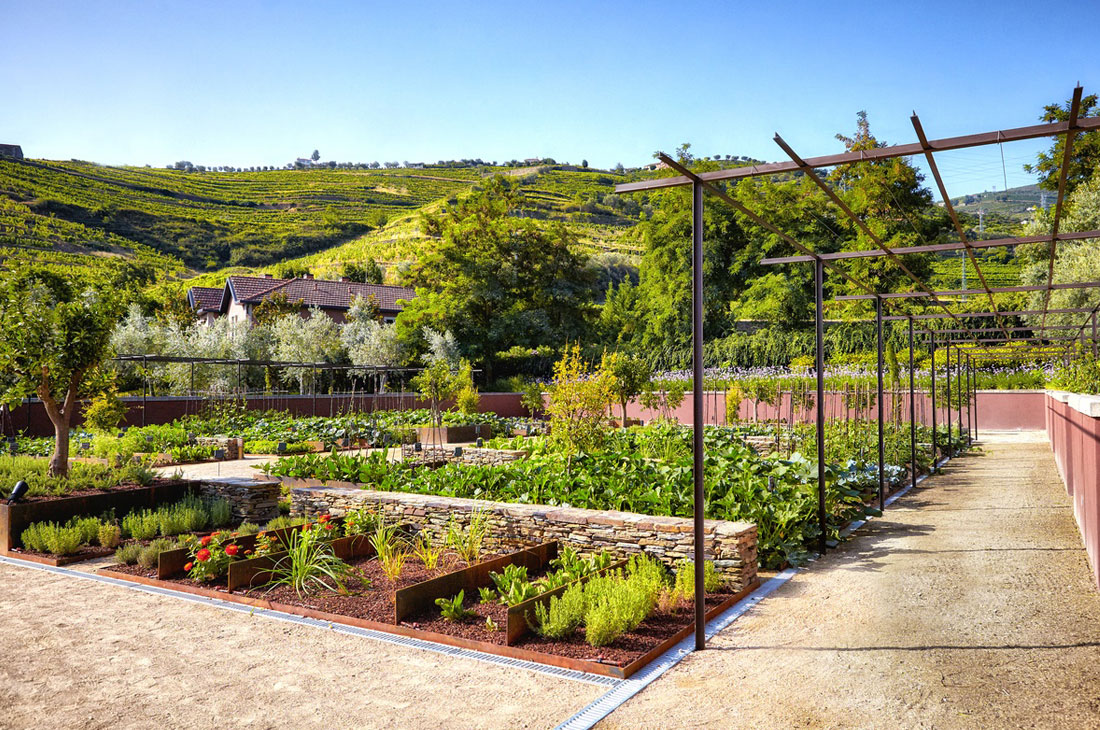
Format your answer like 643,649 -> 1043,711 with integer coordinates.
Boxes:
0,144 -> 24,160
188,274 -> 415,326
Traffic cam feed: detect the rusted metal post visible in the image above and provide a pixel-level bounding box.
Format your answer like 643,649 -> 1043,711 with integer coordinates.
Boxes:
908,317 -> 916,490
956,346 -> 963,444
876,297 -> 885,511
945,344 -> 952,456
814,258 -> 827,555
930,332 -> 937,471
691,180 -> 706,651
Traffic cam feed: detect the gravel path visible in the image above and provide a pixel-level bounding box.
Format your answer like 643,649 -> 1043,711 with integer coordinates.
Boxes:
0,561 -> 602,729
599,431 -> 1100,729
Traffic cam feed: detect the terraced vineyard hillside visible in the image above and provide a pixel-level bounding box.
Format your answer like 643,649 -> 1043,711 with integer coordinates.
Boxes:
0,158 -> 479,270
0,159 -> 645,286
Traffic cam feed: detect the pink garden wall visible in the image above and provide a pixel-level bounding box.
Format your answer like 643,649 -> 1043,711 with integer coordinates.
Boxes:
1046,391 -> 1100,588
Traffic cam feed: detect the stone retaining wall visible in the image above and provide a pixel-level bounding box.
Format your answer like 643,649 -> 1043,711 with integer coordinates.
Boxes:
289,483 -> 757,590
400,445 -> 528,467
196,477 -> 281,523
196,437 -> 244,461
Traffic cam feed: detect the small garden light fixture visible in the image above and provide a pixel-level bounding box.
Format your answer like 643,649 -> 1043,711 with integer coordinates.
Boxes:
8,480 -> 28,505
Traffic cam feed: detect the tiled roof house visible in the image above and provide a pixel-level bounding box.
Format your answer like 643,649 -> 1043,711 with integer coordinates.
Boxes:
188,274 -> 415,325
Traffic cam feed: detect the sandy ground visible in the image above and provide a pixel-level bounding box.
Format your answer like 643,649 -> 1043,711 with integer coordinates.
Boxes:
0,560 -> 603,730
599,430 -> 1100,729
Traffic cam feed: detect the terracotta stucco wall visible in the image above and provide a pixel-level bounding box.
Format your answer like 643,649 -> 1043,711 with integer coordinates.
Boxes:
1046,391 -> 1100,588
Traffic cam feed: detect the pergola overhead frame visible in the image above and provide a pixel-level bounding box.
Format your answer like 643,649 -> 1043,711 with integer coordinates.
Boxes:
612,85 -> 1099,652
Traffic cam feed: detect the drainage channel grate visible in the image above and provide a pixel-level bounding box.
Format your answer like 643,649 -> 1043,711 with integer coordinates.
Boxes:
0,556 -> 620,688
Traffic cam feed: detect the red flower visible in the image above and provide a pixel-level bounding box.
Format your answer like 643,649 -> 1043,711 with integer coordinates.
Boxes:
323,523 -> 335,531
319,514 -> 331,523
225,544 -> 240,557
184,562 -> 193,572
196,548 -> 211,562
244,549 -> 253,556
302,524 -> 309,532
200,535 -> 212,547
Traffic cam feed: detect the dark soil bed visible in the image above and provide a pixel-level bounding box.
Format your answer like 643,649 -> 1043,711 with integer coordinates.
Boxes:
18,481 -> 170,503
405,586 -> 735,667
241,552 -> 478,622
8,544 -> 115,561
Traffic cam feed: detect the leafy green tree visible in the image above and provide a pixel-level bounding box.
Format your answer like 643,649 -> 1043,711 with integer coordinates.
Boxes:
1025,93 -> 1100,195
0,268 -> 118,475
397,176 -> 595,376
602,351 -> 652,424
311,149 -> 320,162
253,292 -> 305,326
823,111 -> 947,306
342,259 -> 384,284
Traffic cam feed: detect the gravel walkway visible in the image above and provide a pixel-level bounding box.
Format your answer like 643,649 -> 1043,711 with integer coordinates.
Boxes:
0,560 -> 603,729
598,431 -> 1100,729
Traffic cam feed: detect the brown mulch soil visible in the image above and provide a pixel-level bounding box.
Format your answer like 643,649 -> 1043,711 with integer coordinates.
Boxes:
242,553 -> 474,623
17,478 -> 184,503
405,587 -> 735,667
9,545 -> 115,561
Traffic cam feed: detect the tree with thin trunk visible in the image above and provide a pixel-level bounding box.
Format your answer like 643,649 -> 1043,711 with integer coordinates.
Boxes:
0,268 -> 117,476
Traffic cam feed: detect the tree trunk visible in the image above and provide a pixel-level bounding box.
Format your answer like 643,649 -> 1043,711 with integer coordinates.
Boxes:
38,368 -> 81,478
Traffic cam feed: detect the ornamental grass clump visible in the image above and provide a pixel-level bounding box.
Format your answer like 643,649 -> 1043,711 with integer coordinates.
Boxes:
445,511 -> 488,565
413,531 -> 443,571
266,528 -> 350,596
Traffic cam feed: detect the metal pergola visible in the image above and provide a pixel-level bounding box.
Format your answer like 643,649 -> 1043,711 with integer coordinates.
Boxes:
615,84 -> 1099,650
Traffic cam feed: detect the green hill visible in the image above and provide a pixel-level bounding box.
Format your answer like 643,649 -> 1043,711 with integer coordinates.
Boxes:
950,183 -> 1046,225
0,159 -> 646,283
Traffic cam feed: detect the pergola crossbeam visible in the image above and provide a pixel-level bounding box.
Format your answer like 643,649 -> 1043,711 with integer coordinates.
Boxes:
615,115 -> 1100,193
759,230 -> 1100,265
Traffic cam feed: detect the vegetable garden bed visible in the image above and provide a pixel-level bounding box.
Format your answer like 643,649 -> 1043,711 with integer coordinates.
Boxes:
98,530 -> 758,678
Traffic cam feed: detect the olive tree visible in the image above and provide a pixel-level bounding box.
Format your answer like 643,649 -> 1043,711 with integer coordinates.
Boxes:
0,269 -> 117,476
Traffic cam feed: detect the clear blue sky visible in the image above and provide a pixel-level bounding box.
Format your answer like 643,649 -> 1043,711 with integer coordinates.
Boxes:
3,0 -> 1096,194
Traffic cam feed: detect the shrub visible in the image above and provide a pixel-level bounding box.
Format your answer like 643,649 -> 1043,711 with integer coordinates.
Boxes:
236,521 -> 261,536
20,522 -> 52,553
208,498 -> 232,528
114,542 -> 142,565
264,515 -> 307,532
98,523 -> 122,549
138,538 -> 175,569
533,583 -> 585,639
122,510 -> 159,540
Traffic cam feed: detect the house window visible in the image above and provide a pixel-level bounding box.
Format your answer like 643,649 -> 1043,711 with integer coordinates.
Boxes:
383,317 -> 395,324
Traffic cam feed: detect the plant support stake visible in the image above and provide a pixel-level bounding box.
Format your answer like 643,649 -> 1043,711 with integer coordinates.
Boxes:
876,297 -> 885,510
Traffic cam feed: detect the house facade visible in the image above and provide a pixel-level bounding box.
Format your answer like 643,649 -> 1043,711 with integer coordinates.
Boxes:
188,274 -> 415,325
0,144 -> 24,160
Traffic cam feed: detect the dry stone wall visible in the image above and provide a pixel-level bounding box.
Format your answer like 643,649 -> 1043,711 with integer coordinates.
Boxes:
289,483 -> 757,590
196,477 -> 281,523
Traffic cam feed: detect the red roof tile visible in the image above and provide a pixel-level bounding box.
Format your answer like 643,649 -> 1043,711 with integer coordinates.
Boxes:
229,276 -> 415,313
188,286 -> 224,312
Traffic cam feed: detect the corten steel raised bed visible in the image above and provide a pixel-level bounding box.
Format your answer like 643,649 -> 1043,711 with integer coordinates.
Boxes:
98,565 -> 760,679
504,559 -> 629,646
393,541 -> 558,624
155,519 -> 352,583
0,480 -> 194,553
